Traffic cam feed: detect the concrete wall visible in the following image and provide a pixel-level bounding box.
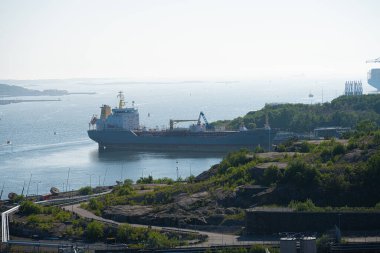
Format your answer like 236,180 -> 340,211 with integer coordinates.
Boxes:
246,209 -> 380,234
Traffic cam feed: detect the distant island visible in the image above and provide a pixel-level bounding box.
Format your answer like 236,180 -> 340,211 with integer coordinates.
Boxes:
0,83 -> 69,97
0,83 -> 95,105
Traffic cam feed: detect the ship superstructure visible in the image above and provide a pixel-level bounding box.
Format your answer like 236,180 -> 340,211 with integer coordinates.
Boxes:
93,92 -> 140,131
88,92 -> 276,151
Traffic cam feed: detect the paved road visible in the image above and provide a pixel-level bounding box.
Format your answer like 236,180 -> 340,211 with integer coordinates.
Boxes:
63,204 -> 277,247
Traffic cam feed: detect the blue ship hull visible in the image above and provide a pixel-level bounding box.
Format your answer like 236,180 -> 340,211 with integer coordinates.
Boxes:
88,129 -> 275,152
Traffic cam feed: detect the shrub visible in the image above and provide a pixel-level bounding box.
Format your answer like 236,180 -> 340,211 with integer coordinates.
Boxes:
88,198 -> 104,215
146,231 -> 175,249
332,143 -> 346,156
78,186 -> 93,195
253,145 -> 265,153
316,234 -> 332,253
299,141 -> 311,153
288,199 -> 319,212
261,165 -> 282,186
249,244 -> 266,253
19,201 -> 42,215
117,224 -> 132,242
86,221 -> 104,241
276,144 -> 286,152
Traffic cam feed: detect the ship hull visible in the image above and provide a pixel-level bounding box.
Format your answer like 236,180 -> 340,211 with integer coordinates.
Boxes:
88,129 -> 275,152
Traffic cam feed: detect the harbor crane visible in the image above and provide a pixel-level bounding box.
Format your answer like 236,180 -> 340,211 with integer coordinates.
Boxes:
366,57 -> 380,63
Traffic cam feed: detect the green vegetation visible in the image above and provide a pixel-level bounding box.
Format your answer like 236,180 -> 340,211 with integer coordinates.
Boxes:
19,201 -> 43,215
18,201 -> 73,232
211,94 -> 380,132
136,175 -> 175,185
16,200 -> 195,247
200,245 -> 278,253
116,223 -> 201,248
127,131 -> 380,208
316,234 -> 332,253
288,199 -> 380,212
86,221 -> 104,241
85,128 -> 380,215
78,186 -> 93,195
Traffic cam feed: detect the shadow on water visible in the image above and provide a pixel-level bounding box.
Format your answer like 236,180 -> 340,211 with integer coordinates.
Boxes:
90,148 -> 226,162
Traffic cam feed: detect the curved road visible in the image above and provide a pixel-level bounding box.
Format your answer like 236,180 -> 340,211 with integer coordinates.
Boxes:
63,204 -> 276,247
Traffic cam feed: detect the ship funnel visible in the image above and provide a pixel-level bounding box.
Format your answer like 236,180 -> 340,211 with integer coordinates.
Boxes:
100,105 -> 111,119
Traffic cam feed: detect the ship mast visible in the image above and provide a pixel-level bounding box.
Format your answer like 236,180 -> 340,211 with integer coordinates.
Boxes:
117,91 -> 126,109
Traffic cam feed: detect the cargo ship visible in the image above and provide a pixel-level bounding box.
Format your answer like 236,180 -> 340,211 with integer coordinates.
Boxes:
87,92 -> 276,151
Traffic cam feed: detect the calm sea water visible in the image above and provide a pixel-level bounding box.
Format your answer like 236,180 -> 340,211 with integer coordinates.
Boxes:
0,78 -> 365,198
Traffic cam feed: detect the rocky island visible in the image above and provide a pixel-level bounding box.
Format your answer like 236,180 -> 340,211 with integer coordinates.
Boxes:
0,83 -> 68,97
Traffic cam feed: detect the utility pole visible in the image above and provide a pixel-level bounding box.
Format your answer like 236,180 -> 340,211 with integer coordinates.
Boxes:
26,173 -> 32,197
66,168 -> 70,192
176,161 -> 179,181
35,181 -> 41,196
103,168 -> 109,186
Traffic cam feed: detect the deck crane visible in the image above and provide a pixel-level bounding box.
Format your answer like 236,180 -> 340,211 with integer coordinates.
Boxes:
169,112 -> 210,130
197,111 -> 209,127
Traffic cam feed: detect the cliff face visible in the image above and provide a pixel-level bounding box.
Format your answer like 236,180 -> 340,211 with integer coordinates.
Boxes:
246,208 -> 380,234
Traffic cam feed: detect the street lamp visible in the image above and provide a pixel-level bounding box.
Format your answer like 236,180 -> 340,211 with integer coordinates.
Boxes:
338,213 -> 342,229
86,173 -> 95,188
141,168 -> 146,178
35,181 -> 41,196
176,161 -> 179,181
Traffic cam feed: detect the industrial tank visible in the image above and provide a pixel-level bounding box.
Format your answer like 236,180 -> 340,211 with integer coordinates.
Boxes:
368,68 -> 380,90
280,237 -> 297,253
300,237 -> 317,253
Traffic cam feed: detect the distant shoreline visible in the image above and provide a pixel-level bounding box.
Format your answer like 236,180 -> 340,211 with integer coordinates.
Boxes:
0,83 -> 96,98
68,92 -> 96,95
0,99 -> 61,105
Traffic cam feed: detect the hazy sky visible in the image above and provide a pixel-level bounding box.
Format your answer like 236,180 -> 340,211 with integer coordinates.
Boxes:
0,0 -> 379,80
